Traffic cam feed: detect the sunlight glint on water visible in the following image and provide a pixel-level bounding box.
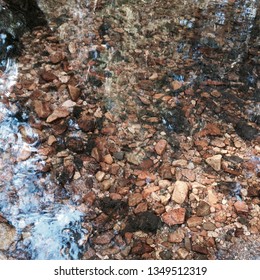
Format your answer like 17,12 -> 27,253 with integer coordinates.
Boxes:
0,59 -> 86,260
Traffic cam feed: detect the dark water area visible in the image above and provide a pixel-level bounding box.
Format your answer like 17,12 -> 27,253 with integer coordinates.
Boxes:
0,0 -> 259,260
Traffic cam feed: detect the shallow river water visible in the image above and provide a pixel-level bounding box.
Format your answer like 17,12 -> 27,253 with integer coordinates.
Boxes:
0,0 -> 259,260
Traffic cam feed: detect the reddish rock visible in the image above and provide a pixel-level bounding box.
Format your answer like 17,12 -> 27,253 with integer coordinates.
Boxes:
198,123 -> 221,137
50,52 -> 64,64
33,100 -> 52,119
103,154 -> 113,165
128,193 -> 143,207
181,169 -> 196,181
78,115 -> 96,132
142,186 -> 160,199
153,202 -> 165,215
192,244 -> 208,255
93,231 -> 114,245
215,210 -> 227,223
40,70 -> 58,82
134,202 -> 148,214
155,139 -> 167,155
162,208 -> 186,226
131,241 -> 153,255
234,201 -> 249,214
68,84 -> 81,101
168,229 -> 185,243
187,216 -> 203,228
46,107 -> 70,123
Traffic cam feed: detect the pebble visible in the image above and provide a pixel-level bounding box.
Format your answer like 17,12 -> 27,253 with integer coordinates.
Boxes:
33,100 -> 52,119
172,181 -> 189,204
177,248 -> 189,259
162,208 -> 186,226
128,193 -> 143,207
154,139 -> 167,155
95,171 -> 106,182
0,222 -> 16,250
187,216 -> 203,228
46,107 -> 70,123
68,85 -> 81,101
168,228 -> 185,243
205,154 -> 222,171
234,201 -> 249,214
196,201 -> 211,217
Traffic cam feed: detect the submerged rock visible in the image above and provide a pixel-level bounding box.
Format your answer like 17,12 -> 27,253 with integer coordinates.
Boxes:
0,0 -> 47,70
0,221 -> 16,250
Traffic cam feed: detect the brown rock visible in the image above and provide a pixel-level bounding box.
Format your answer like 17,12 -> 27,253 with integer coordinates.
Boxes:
93,231 -> 114,245
134,202 -> 148,214
187,216 -> 203,228
177,248 -> 189,259
215,210 -> 227,223
192,244 -> 208,255
172,181 -> 189,204
168,228 -> 185,243
198,123 -> 221,137
50,52 -> 63,64
78,115 -> 96,132
103,154 -> 113,165
33,100 -> 52,119
172,80 -> 183,90
0,222 -> 16,250
40,70 -> 58,82
196,201 -> 211,217
155,139 -> 167,155
205,154 -> 222,171
153,202 -> 165,215
142,186 -> 160,199
203,222 -> 216,231
131,241 -> 153,255
128,193 -> 143,207
162,208 -> 186,226
68,85 -> 81,101
234,201 -> 249,214
46,107 -> 70,123
181,169 -> 196,181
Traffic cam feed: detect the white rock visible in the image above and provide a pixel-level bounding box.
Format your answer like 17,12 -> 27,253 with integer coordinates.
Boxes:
172,181 -> 189,204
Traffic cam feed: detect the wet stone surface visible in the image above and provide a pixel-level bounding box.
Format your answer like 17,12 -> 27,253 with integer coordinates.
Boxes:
0,0 -> 259,260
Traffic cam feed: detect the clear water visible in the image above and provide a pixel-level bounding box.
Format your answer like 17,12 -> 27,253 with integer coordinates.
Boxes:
0,59 -> 86,260
0,0 -> 259,259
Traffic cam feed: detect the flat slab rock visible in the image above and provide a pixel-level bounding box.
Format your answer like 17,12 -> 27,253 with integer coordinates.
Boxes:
162,208 -> 186,226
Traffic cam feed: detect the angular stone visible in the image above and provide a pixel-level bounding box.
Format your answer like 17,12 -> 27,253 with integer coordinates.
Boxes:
177,248 -> 189,259
234,201 -> 249,214
162,208 -> 186,226
68,85 -> 81,101
206,154 -> 222,171
50,52 -> 63,64
154,139 -> 167,155
40,70 -> 58,82
33,100 -> 52,119
0,222 -> 16,250
172,181 -> 189,204
78,115 -> 96,132
187,216 -> 203,228
196,201 -> 211,217
128,193 -> 143,207
168,228 -> 185,243
93,231 -> 114,245
103,154 -> 113,165
192,244 -> 208,255
46,107 -> 70,123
